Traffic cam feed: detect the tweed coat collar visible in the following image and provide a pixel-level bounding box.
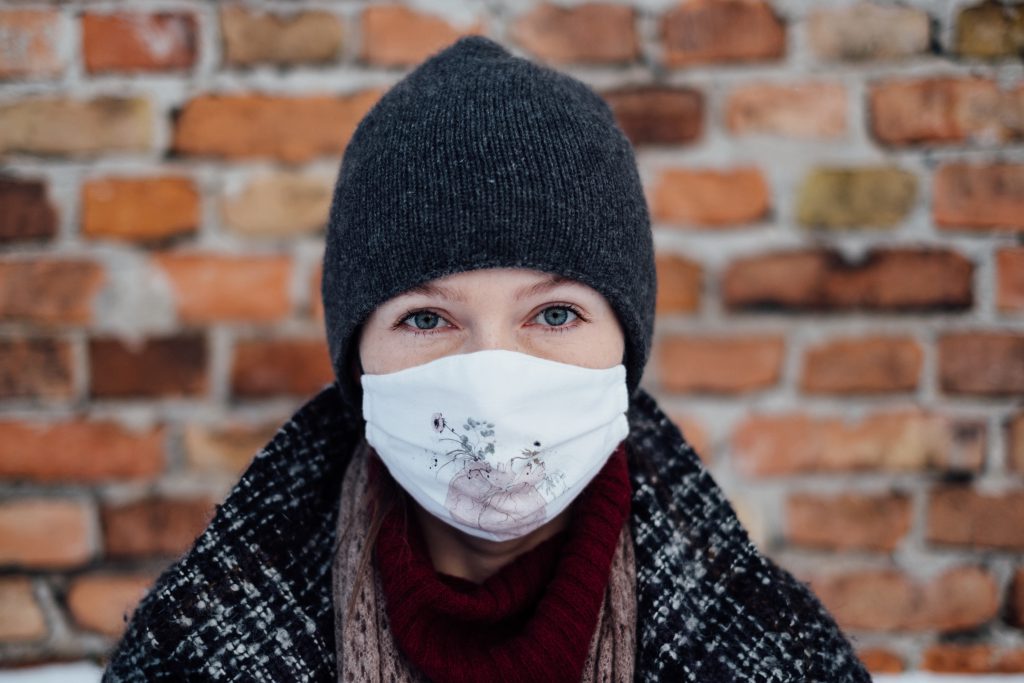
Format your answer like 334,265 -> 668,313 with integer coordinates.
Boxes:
102,383 -> 872,682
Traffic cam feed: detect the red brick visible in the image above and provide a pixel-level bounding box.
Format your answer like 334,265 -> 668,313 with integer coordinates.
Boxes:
732,410 -> 984,477
651,167 -> 770,227
0,418 -> 164,482
220,6 -> 344,67
722,248 -> 973,312
807,3 -> 929,62
785,491 -> 912,552
869,77 -> 1022,146
800,336 -> 922,394
231,338 -> 333,397
81,177 -> 199,243
938,332 -> 1024,396
926,487 -> 1024,550
934,162 -> 1024,232
1008,567 -> 1024,628
0,10 -> 63,79
922,643 -> 1024,673
152,252 -> 291,324
726,83 -> 846,138
1008,411 -> 1024,473
82,12 -> 197,73
509,3 -> 638,64
998,248 -> 1024,311
601,86 -> 703,147
101,496 -> 216,559
0,498 -> 93,568
360,6 -> 485,67
660,0 -> 784,66
857,648 -> 904,674
655,252 -> 701,314
172,91 -> 382,164
0,176 -> 58,243
0,577 -> 46,641
66,573 -> 156,637
89,334 -> 207,398
0,96 -> 153,156
0,337 -> 74,400
183,420 -> 281,477
806,566 -> 998,632
657,335 -> 783,394
0,259 -> 105,325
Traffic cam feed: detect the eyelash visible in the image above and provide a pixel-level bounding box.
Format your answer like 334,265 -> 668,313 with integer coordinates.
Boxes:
392,303 -> 589,338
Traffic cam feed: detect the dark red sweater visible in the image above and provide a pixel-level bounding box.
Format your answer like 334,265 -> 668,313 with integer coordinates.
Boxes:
374,441 -> 632,683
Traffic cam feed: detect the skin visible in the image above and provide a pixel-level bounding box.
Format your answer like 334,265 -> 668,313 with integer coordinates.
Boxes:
356,266 -> 625,583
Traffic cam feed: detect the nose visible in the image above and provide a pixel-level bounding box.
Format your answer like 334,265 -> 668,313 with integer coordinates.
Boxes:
461,316 -> 520,355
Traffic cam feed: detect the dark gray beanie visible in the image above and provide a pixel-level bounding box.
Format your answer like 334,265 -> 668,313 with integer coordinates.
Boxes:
322,35 -> 656,415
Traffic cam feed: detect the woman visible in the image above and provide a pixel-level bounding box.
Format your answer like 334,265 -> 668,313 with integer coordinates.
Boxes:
103,36 -> 871,682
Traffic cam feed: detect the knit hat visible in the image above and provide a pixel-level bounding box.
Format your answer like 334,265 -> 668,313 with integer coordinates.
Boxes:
321,35 -> 656,415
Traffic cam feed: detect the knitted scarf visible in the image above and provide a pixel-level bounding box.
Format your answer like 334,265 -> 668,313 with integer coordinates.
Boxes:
331,439 -> 636,682
102,384 -> 873,682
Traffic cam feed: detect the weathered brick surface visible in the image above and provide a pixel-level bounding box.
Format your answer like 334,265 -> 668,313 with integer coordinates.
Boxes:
0,337 -> 73,400
723,248 -> 973,312
858,648 -> 904,674
785,491 -> 912,552
220,6 -> 344,66
0,10 -> 62,79
933,162 -> 1024,232
997,247 -> 1024,311
0,259 -> 105,325
360,6 -> 484,67
0,577 -> 46,642
183,420 -> 281,477
0,176 -> 58,243
0,97 -> 152,156
220,171 -> 332,237
807,3 -> 930,62
922,644 -> 1024,673
938,332 -> 1024,396
955,1 -> 1024,59
651,167 -> 769,227
0,498 -> 93,568
654,252 -> 701,314
231,337 -> 333,397
509,3 -> 638,64
82,12 -> 197,73
89,334 -> 207,398
1008,411 -> 1024,474
601,86 -> 703,146
726,83 -> 846,138
657,334 -> 784,394
1008,568 -> 1024,628
660,0 -> 784,66
101,496 -> 216,559
926,487 -> 1024,550
82,176 -> 199,243
797,167 -> 917,229
800,336 -> 922,394
66,573 -> 157,637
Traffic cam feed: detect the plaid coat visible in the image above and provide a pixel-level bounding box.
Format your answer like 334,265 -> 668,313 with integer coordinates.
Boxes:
102,383 -> 872,682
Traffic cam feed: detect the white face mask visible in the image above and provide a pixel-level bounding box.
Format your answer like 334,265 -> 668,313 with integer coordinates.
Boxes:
360,348 -> 629,542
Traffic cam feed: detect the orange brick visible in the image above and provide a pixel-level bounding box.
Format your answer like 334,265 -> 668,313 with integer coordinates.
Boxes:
938,331 -> 1024,396
997,247 -> 1024,311
220,6 -> 344,66
0,418 -> 164,482
310,263 -> 324,322
153,252 -> 292,323
654,252 -> 701,314
0,10 -> 63,79
0,337 -> 74,400
172,91 -> 381,164
857,648 -> 904,674
922,643 -> 1024,673
0,498 -> 93,568
926,487 -> 1024,550
651,167 -> 770,227
601,85 -> 703,146
89,334 -> 207,398
82,176 -> 199,243
509,3 -> 638,64
1008,410 -> 1024,473
0,96 -> 153,156
66,573 -> 156,637
726,82 -> 846,138
231,337 -> 333,397
785,491 -> 912,552
800,336 -> 922,394
732,410 -> 983,477
0,577 -> 46,641
722,248 -> 973,311
183,420 -> 281,477
0,176 -> 58,243
360,6 -> 484,67
660,0 -> 784,66
82,12 -> 197,73
101,496 -> 216,559
0,258 -> 105,325
806,566 -> 998,632
934,162 -> 1024,232
657,335 -> 783,394
869,77 -> 1022,145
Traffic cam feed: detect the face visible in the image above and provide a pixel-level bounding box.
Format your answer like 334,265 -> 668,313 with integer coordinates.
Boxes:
357,267 -> 625,376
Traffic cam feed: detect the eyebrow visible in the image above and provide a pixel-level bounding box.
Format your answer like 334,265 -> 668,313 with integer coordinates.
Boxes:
403,273 -> 575,303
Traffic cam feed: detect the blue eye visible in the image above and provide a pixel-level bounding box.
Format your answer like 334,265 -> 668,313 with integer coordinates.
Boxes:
539,306 -> 575,326
409,311 -> 442,330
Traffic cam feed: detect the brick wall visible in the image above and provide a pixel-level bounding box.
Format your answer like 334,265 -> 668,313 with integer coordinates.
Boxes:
0,0 -> 1022,674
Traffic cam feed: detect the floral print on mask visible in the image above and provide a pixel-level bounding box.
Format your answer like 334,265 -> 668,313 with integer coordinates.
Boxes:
428,412 -> 567,538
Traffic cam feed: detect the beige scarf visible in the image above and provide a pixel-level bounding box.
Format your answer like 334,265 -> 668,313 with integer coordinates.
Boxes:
331,439 -> 637,683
